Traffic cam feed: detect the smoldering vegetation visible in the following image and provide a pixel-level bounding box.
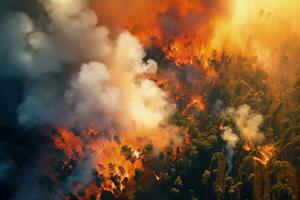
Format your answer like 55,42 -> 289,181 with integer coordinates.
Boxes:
0,0 -> 300,200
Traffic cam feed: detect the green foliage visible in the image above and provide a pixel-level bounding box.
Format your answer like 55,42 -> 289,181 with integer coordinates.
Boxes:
171,187 -> 180,197
174,176 -> 183,187
271,183 -> 294,200
121,55 -> 300,200
121,144 -> 137,164
201,170 -> 211,185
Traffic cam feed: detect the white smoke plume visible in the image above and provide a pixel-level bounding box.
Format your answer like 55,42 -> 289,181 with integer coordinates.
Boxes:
0,0 -> 176,130
221,104 -> 265,174
226,104 -> 265,145
0,0 -> 177,198
221,127 -> 239,175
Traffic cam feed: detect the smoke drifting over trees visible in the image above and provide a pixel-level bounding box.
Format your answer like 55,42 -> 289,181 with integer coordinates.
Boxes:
0,0 -> 300,200
0,0 -> 176,198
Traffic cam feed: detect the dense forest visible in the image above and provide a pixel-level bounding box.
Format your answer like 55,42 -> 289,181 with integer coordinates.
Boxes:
33,50 -> 299,200
89,51 -> 300,200
0,0 -> 300,200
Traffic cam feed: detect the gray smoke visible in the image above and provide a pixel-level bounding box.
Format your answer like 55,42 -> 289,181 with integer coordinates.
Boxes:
0,0 -> 174,130
221,104 -> 266,175
0,0 -> 176,199
226,104 -> 265,144
221,127 -> 239,175
63,153 -> 96,196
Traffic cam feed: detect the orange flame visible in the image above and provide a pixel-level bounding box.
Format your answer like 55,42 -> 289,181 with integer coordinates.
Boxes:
182,96 -> 205,115
91,0 -> 232,65
52,128 -> 145,198
253,144 -> 277,167
243,143 -> 277,167
53,129 -> 83,160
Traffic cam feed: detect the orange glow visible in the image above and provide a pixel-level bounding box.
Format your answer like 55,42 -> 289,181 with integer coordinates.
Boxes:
253,144 -> 277,167
53,128 -> 142,198
153,171 -> 165,181
243,143 -> 277,167
53,129 -> 83,160
20,0 -> 300,199
243,143 -> 251,152
90,0 -> 232,64
182,96 -> 205,115
184,129 -> 191,145
52,124 -> 181,199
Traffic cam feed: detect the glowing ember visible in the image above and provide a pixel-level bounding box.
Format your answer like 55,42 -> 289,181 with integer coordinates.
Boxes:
243,143 -> 251,152
133,150 -> 141,159
153,171 -> 165,181
219,124 -> 225,131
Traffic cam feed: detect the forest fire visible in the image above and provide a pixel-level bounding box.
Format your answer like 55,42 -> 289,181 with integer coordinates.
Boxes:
52,128 -> 145,198
182,96 -> 205,115
253,144 -> 278,167
243,143 -> 278,167
90,0 -> 232,64
1,0 -> 300,199
53,129 -> 83,160
46,0 -> 276,197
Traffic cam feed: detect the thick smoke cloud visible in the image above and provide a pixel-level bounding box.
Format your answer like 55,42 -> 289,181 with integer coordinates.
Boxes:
0,1 -> 176,199
0,0 -> 175,130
